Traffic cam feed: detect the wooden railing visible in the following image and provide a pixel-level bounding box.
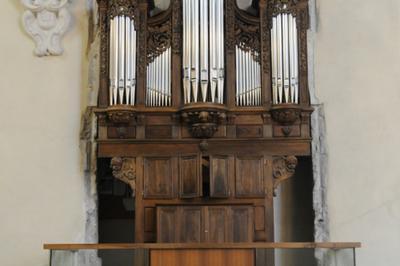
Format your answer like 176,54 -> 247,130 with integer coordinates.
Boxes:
43,242 -> 361,250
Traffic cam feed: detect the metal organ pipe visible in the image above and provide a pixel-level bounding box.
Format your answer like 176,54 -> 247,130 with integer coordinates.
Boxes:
271,13 -> 299,104
235,46 -> 261,107
182,0 -> 225,104
145,46 -> 172,107
109,15 -> 137,106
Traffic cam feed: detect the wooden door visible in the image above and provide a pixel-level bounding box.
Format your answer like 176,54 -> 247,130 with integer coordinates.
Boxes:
179,155 -> 201,198
235,156 -> 265,198
209,156 -> 230,198
143,157 -> 176,198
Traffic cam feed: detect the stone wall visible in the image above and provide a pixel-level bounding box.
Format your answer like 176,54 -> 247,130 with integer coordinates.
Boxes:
314,0 -> 400,265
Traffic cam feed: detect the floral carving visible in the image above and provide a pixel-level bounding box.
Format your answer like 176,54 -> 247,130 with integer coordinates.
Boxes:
21,0 -> 71,57
111,157 -> 136,197
272,155 -> 298,196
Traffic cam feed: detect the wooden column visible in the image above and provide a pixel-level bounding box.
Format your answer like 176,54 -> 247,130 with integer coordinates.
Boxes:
137,1 -> 148,108
172,0 -> 183,108
98,0 -> 109,108
259,0 -> 272,109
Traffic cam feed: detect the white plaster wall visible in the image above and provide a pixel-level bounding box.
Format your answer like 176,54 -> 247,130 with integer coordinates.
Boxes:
315,0 -> 400,265
0,1 -> 89,266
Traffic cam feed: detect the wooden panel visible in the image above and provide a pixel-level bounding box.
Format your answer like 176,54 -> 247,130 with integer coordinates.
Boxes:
231,206 -> 254,242
144,208 -> 156,233
254,206 -> 265,231
179,207 -> 202,243
236,125 -> 263,138
150,249 -> 254,266
107,126 -> 136,139
210,156 -> 229,198
273,124 -> 301,137
144,157 -> 174,198
145,125 -> 172,139
179,155 -> 201,198
235,156 -> 265,198
157,207 -> 177,243
205,206 -> 228,243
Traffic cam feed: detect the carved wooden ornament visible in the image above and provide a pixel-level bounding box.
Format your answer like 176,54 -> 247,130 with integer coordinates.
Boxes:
111,157 -> 136,197
272,156 -> 298,196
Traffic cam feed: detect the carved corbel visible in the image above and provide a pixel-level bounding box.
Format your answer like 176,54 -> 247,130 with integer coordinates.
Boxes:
111,157 -> 136,197
180,103 -> 227,138
21,0 -> 72,57
272,156 -> 298,196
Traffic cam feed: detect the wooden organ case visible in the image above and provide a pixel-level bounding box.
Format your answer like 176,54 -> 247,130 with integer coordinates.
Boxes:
95,0 -> 312,247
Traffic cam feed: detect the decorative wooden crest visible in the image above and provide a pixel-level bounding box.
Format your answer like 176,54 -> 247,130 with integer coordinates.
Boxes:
272,155 -> 298,196
111,157 -> 136,197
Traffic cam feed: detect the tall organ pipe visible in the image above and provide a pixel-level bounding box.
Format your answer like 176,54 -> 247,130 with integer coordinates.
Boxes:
271,13 -> 299,104
109,15 -> 137,106
182,0 -> 225,104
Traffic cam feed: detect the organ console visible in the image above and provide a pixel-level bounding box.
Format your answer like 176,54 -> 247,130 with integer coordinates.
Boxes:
95,0 -> 312,264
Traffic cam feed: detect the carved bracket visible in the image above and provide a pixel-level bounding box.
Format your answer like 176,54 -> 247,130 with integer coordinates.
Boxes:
21,0 -> 72,57
111,157 -> 136,197
180,104 -> 227,139
270,104 -> 302,125
106,106 -> 136,124
272,155 -> 298,196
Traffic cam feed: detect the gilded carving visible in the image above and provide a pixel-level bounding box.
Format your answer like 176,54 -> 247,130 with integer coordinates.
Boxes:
272,155 -> 298,196
111,157 -> 136,197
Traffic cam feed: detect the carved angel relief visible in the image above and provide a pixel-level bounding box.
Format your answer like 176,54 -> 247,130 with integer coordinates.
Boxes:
272,156 -> 298,196
21,0 -> 71,57
111,157 -> 136,197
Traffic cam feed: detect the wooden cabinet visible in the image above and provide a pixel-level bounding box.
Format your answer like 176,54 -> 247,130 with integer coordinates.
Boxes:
157,205 -> 254,243
235,156 -> 265,198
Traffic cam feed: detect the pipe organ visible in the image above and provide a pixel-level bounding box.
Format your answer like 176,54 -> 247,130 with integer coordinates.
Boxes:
95,1 -> 312,264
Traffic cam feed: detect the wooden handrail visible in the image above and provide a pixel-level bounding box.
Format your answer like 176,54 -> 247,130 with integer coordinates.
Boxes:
43,242 -> 361,250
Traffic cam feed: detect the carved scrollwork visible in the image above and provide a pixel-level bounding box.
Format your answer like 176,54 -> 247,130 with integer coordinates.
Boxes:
108,0 -> 137,19
235,18 -> 261,62
272,155 -> 298,196
147,19 -> 171,62
111,157 -> 136,197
